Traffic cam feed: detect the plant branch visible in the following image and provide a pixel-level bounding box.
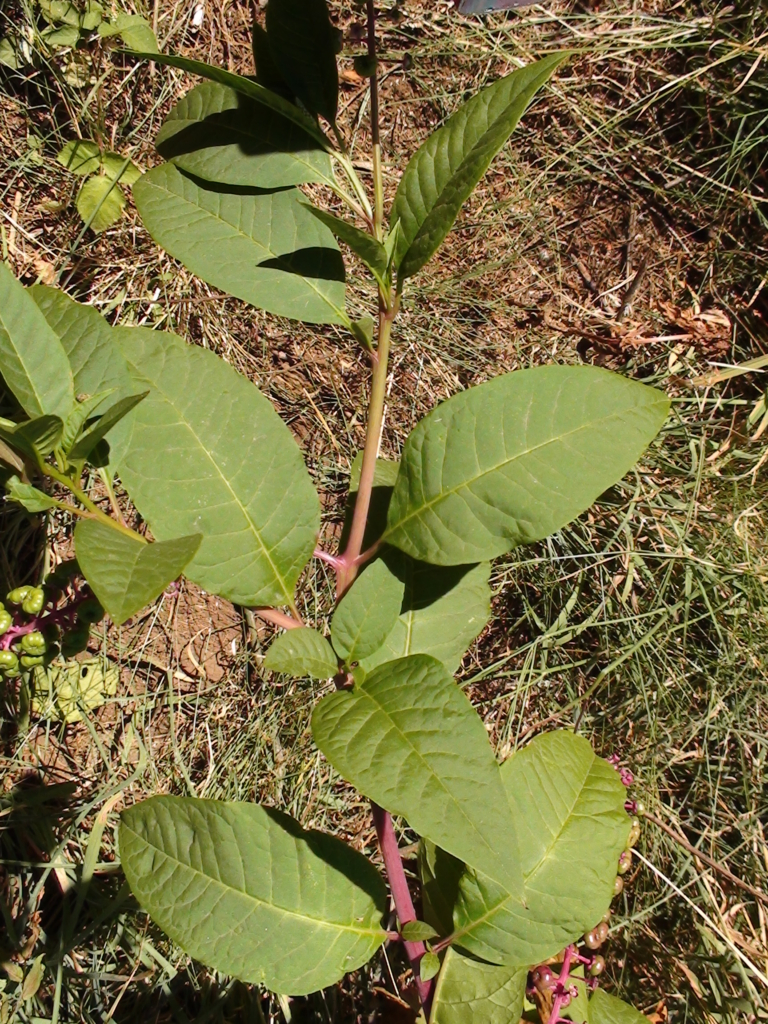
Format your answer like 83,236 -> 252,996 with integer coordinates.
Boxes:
39,462 -> 147,543
547,945 -> 575,1024
366,0 -> 384,239
252,607 -> 303,631
371,804 -> 434,1013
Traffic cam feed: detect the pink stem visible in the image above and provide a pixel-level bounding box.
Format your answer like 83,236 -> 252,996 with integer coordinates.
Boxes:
371,803 -> 434,1013
547,945 -> 575,1024
313,548 -> 344,570
253,607 -> 302,631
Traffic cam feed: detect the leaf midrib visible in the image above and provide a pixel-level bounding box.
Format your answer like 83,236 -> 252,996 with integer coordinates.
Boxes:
147,171 -> 346,321
120,346 -> 293,605
123,823 -> 383,938
384,404 -> 652,540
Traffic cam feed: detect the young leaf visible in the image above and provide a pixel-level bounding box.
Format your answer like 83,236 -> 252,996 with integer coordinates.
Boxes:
265,0 -> 339,124
112,325 -> 320,607
98,14 -> 158,52
5,476 -> 56,513
401,921 -> 439,942
0,264 -> 74,419
303,205 -> 388,281
119,796 -> 387,994
420,951 -> 441,982
125,52 -> 328,148
75,519 -> 201,625
61,389 -> 115,453
392,53 -> 567,278
68,392 -> 148,461
312,654 -> 522,890
430,948 -> 527,1024
101,153 -> 142,185
76,175 -> 126,233
30,287 -> 137,467
359,554 -> 491,675
134,164 -> 346,325
13,414 -> 65,456
264,627 -> 338,680
57,139 -> 102,175
156,82 -> 334,190
331,558 -> 405,665
383,366 -> 670,565
452,731 -> 631,966
588,991 -> 649,1024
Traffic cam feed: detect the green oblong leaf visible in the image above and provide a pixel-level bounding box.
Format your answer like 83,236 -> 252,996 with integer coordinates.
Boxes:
156,82 -> 334,189
393,53 -> 567,278
452,731 -> 631,966
264,627 -> 338,680
30,287 -> 138,468
76,175 -> 126,233
311,654 -> 522,891
14,414 -> 64,456
119,795 -> 387,995
265,0 -> 339,124
358,553 -> 491,675
430,948 -> 527,1024
6,476 -> 56,513
112,325 -> 320,607
0,264 -> 74,419
588,991 -> 648,1024
127,52 -> 328,148
134,164 -> 346,325
57,139 -> 101,175
383,365 -> 670,565
331,558 -> 405,664
303,205 -> 388,280
75,519 -> 201,625
99,13 -> 158,52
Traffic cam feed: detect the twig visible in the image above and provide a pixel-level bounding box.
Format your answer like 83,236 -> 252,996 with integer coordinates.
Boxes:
644,810 -> 768,903
616,255 -> 648,323
252,607 -> 302,632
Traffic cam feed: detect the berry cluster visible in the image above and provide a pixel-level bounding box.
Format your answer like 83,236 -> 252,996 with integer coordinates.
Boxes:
0,562 -> 104,678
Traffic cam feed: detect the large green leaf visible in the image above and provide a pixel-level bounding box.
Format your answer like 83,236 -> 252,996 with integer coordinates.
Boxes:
119,796 -> 386,995
113,325 -> 320,607
312,654 -> 522,891
30,286 -> 137,466
331,558 -> 404,665
264,627 -> 338,680
265,0 -> 339,124
0,264 -> 74,419
358,553 -> 491,675
588,991 -> 648,1024
134,164 -> 346,324
304,205 -> 388,281
452,731 -> 630,966
156,82 -> 334,189
419,840 -> 464,936
75,519 -> 201,625
392,54 -> 566,279
430,948 -> 527,1024
383,366 -> 670,565
128,52 -> 327,147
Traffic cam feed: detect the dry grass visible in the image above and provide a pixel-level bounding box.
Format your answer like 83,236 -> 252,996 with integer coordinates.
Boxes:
1,0 -> 767,1021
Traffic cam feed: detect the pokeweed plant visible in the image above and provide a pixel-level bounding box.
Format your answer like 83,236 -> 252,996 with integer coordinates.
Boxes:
0,0 -> 671,1019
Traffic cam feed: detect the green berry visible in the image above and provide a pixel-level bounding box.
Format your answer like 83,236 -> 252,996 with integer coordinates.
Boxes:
6,586 -> 32,606
61,625 -> 90,657
0,650 -> 20,675
589,955 -> 606,978
77,599 -> 104,625
353,54 -> 377,78
20,631 -> 46,655
634,800 -> 647,816
613,875 -> 624,897
20,654 -> 45,668
583,928 -> 602,950
617,850 -> 632,875
0,610 -> 12,635
22,588 -> 45,615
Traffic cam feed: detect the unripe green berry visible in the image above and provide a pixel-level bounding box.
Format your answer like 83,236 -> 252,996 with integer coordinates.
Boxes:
77,599 -> 104,625
353,54 -> 377,77
20,654 -> 45,668
61,625 -> 90,657
22,587 -> 45,615
0,610 -> 12,635
613,875 -> 624,897
634,800 -> 646,816
20,631 -> 46,655
601,909 -> 612,924
6,586 -> 32,605
584,928 -> 602,950
596,922 -> 609,944
589,955 -> 606,977
0,650 -> 20,675
617,849 -> 632,875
